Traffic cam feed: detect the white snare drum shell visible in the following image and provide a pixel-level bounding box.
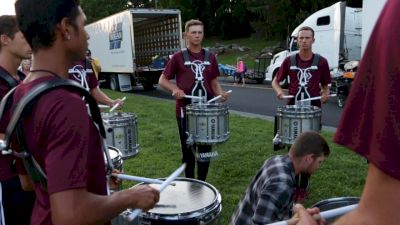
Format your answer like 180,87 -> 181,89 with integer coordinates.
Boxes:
102,112 -> 140,159
186,103 -> 230,145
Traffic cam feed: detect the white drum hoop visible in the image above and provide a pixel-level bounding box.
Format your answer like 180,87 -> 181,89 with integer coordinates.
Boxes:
185,103 -> 230,145
102,112 -> 140,159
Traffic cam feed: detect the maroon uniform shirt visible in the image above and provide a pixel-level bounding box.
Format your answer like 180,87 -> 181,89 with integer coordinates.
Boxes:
163,49 -> 219,117
334,0 -> 400,180
276,54 -> 331,107
11,76 -> 108,225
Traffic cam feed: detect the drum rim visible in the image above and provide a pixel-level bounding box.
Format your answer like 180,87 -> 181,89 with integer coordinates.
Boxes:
186,103 -> 229,111
140,178 -> 222,220
312,197 -> 360,209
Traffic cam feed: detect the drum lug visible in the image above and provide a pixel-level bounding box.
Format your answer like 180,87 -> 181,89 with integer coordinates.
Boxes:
272,133 -> 282,145
186,133 -> 194,146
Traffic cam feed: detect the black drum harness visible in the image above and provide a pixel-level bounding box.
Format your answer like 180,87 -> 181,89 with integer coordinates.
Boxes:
0,78 -> 114,191
289,53 -> 321,106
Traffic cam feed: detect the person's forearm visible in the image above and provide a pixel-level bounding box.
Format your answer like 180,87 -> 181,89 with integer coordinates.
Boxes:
91,87 -> 114,106
159,74 -> 179,93
51,190 -> 129,225
272,77 -> 284,95
321,85 -> 329,95
211,78 -> 223,95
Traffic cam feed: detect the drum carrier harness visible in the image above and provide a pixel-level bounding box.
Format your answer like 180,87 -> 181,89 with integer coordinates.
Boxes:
0,67 -> 25,88
289,53 -> 320,106
0,78 -> 114,191
182,48 -> 210,103
181,48 -> 219,161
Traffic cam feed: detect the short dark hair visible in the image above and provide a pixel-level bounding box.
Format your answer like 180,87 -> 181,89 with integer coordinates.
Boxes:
15,0 -> 81,52
185,19 -> 203,33
298,26 -> 315,38
290,131 -> 330,158
0,15 -> 19,50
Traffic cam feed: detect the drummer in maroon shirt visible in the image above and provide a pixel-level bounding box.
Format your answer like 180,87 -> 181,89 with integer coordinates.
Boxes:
159,19 -> 230,181
13,0 -> 159,224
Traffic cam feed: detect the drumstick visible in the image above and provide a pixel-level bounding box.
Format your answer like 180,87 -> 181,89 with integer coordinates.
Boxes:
282,95 -> 294,99
98,104 -> 110,109
112,173 -> 176,185
207,90 -> 232,103
298,94 -> 337,102
109,96 -> 126,112
126,163 -> 186,222
265,204 -> 358,225
184,95 -> 203,100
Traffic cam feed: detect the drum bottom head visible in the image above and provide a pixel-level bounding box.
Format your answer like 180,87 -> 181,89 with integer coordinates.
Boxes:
312,197 -> 359,225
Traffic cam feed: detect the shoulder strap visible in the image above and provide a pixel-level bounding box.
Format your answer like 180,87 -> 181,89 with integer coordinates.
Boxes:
203,48 -> 210,65
290,53 -> 297,68
182,48 -> 211,66
182,48 -> 191,67
4,78 -> 105,149
0,67 -> 18,88
311,53 -> 321,67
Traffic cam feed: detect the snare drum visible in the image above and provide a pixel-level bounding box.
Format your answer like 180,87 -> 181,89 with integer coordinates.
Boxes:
186,103 -> 229,145
104,146 -> 123,172
114,178 -> 222,225
105,146 -> 123,192
312,197 -> 359,225
276,105 -> 321,145
102,112 -> 140,159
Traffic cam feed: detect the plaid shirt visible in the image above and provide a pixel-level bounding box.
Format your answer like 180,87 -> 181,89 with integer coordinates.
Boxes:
230,155 -> 296,225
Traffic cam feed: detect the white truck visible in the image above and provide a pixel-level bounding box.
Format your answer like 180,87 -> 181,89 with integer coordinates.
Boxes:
85,9 -> 183,91
265,0 -> 386,84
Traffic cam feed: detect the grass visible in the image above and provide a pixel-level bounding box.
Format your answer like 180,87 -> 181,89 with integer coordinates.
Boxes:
103,89 -> 367,224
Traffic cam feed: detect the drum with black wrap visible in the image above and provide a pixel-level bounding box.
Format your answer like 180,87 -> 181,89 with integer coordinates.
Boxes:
275,105 -> 321,145
102,112 -> 139,159
312,197 -> 360,225
185,103 -> 229,145
113,178 -> 222,225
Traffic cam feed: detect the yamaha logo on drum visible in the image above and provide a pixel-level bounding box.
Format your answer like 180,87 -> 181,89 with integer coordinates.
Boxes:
293,121 -> 299,140
210,118 -> 216,139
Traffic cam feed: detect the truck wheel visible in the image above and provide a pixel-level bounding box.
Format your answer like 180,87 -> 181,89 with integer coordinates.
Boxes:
110,75 -> 120,91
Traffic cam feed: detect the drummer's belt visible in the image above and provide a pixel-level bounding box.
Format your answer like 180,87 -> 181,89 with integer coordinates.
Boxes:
0,78 -> 106,191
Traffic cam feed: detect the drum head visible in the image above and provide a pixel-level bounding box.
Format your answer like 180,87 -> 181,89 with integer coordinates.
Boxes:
102,112 -> 137,121
312,197 -> 359,225
144,178 -> 220,216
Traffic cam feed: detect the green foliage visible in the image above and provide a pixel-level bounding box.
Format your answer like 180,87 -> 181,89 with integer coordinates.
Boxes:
103,89 -> 367,225
81,0 -> 362,40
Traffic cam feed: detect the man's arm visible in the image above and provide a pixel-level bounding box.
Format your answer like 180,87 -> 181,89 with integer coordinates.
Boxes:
158,73 -> 185,99
320,84 -> 330,103
50,185 -> 159,225
90,87 -> 124,108
272,77 -> 285,99
210,78 -> 229,101
253,183 -> 293,224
